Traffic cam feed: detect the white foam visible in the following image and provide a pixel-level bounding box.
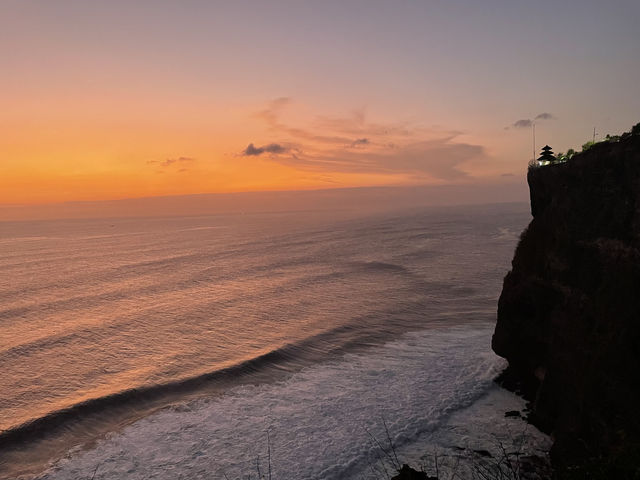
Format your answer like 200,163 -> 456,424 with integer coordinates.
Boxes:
37,324 -> 537,480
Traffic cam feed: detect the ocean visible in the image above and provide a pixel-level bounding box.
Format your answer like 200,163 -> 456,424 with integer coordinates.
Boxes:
0,203 -> 550,479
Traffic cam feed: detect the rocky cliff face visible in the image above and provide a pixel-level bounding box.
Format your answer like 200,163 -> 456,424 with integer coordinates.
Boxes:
492,133 -> 640,474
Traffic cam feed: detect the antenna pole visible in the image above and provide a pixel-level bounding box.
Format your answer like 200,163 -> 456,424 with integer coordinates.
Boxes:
593,127 -> 596,143
533,123 -> 536,162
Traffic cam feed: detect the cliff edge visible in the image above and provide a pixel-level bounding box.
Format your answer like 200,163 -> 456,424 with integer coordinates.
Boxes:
492,130 -> 640,476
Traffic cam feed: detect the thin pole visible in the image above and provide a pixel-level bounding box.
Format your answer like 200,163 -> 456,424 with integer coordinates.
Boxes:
533,123 -> 536,162
593,127 -> 596,143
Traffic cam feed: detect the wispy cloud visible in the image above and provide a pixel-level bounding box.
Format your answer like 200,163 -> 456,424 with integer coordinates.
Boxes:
148,156 -> 196,167
534,112 -> 555,120
350,138 -> 370,147
256,99 -> 354,145
511,119 -> 534,129
276,137 -> 482,181
255,97 -> 292,126
507,112 -> 556,130
242,98 -> 486,181
313,111 -> 413,138
241,143 -> 289,156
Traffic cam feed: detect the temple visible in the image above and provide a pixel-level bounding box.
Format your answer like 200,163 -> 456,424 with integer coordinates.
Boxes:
537,145 -> 557,166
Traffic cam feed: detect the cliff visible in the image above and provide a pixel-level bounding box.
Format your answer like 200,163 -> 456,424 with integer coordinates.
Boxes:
492,130 -> 640,476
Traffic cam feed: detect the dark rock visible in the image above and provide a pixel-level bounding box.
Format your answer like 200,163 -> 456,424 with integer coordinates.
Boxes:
505,410 -> 521,418
492,131 -> 640,475
519,454 -> 554,479
391,464 -> 436,480
473,449 -> 494,458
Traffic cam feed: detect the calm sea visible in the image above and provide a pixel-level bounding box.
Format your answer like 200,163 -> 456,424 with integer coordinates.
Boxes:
0,203 -> 549,479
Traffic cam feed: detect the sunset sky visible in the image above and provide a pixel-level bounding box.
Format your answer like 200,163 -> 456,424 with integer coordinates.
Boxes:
1,0 -> 639,213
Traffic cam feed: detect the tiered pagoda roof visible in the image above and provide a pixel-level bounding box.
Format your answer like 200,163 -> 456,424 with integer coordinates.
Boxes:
537,145 -> 556,163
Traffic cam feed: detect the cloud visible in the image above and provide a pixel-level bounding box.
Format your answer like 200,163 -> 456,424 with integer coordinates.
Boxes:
242,143 -> 289,156
512,119 -> 533,129
507,112 -> 556,130
257,99 -> 416,146
256,99 -> 355,146
243,98 -> 487,181
351,138 -> 370,147
255,97 -> 292,125
147,157 -> 196,173
314,112 -> 414,138
161,156 -> 195,167
271,135 -> 484,181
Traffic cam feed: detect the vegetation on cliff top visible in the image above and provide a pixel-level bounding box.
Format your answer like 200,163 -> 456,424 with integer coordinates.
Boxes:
528,121 -> 640,170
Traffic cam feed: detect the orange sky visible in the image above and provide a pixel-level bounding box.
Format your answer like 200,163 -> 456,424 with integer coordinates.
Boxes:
1,1 -> 638,210
2,95 -> 502,205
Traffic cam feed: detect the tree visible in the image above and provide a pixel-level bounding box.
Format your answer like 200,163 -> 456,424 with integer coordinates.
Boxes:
582,140 -> 596,152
